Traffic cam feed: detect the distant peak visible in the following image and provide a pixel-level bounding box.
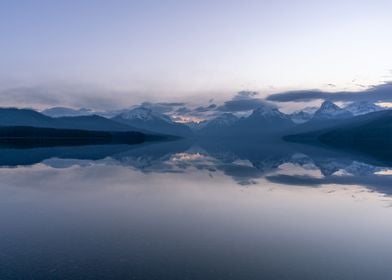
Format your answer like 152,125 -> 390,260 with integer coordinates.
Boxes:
41,107 -> 94,117
205,113 -> 238,127
254,105 -> 275,113
120,107 -> 153,119
344,100 -> 384,116
313,100 -> 352,120
218,113 -> 238,119
250,104 -> 288,120
119,106 -> 172,123
320,100 -> 340,109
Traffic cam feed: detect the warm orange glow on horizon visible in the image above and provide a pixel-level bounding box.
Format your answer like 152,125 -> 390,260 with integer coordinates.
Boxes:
377,102 -> 392,108
171,115 -> 206,124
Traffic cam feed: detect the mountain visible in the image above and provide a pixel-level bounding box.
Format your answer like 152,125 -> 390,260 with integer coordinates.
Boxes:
311,101 -> 353,121
0,108 -> 58,127
0,126 -> 148,148
319,111 -> 392,149
343,101 -> 384,116
0,108 -> 135,131
289,107 -> 318,124
184,121 -> 207,131
41,107 -> 94,117
288,101 -> 353,130
112,106 -> 193,137
199,113 -> 238,135
239,105 -> 293,127
218,104 -> 295,138
284,110 -> 392,161
56,115 -> 137,131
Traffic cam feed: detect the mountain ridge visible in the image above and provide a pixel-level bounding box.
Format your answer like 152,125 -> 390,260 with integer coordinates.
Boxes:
112,106 -> 193,137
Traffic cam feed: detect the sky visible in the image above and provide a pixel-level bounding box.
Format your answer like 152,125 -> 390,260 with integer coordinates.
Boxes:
0,0 -> 392,111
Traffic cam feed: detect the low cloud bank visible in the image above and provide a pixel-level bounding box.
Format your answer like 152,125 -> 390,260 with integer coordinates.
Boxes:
266,83 -> 392,103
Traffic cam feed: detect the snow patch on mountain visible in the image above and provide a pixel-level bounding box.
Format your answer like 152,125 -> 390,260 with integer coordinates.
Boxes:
344,101 -> 384,116
312,101 -> 352,120
206,113 -> 238,127
119,107 -> 172,123
249,104 -> 290,121
42,107 -> 94,117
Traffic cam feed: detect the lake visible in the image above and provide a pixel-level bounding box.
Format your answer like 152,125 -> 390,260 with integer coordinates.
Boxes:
0,139 -> 392,279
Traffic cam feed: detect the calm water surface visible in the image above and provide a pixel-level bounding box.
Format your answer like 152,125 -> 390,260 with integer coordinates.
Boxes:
0,140 -> 391,279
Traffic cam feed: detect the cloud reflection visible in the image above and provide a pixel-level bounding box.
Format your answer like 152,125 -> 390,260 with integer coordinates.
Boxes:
0,139 -> 391,195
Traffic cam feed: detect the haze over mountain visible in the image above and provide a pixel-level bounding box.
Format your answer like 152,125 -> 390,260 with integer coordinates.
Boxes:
198,113 -> 239,135
287,100 -> 388,125
112,106 -> 193,137
0,87 -> 391,146
34,82 -> 392,128
311,101 -> 353,121
0,108 -> 134,131
285,110 -> 392,161
41,107 -> 95,117
289,107 -> 319,124
192,103 -> 295,138
344,101 -> 384,116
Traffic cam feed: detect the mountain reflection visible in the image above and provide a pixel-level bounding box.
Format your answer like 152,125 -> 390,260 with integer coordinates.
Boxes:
1,139 -> 391,194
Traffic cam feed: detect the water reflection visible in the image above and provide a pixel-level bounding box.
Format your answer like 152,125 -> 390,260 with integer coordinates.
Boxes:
1,140 -> 392,279
1,139 -> 391,194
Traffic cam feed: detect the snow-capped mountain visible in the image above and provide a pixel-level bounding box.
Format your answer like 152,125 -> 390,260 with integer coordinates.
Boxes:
184,121 -> 206,131
343,161 -> 382,176
343,101 -> 384,116
249,105 -> 290,121
119,107 -> 172,123
112,106 -> 193,137
290,111 -> 313,124
199,113 -> 239,135
194,104 -> 294,137
311,101 -> 353,121
204,113 -> 238,128
289,107 -> 318,124
42,107 -> 94,117
301,107 -> 319,115
226,104 -> 295,136
0,107 -> 134,131
243,105 -> 293,126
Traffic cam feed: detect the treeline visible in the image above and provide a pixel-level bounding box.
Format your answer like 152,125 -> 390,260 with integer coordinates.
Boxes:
0,126 -> 148,148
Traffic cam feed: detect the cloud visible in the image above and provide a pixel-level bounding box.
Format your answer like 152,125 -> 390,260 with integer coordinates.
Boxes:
194,104 -> 217,112
174,105 -> 220,120
266,174 -> 392,194
169,103 -> 222,122
266,89 -> 326,102
157,102 -> 186,107
233,91 -> 259,100
175,107 -> 192,114
0,85 -> 129,110
266,82 -> 392,103
217,99 -> 264,112
217,91 -> 274,112
140,102 -> 187,115
0,86 -> 62,107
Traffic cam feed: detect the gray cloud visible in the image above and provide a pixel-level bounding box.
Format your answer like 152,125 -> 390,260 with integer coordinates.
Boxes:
0,85 -> 128,110
194,104 -> 217,112
157,102 -> 186,107
140,102 -> 186,114
217,91 -> 274,112
233,91 -> 259,100
0,86 -> 62,107
175,107 -> 192,114
266,82 -> 392,103
5,82 -> 390,122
